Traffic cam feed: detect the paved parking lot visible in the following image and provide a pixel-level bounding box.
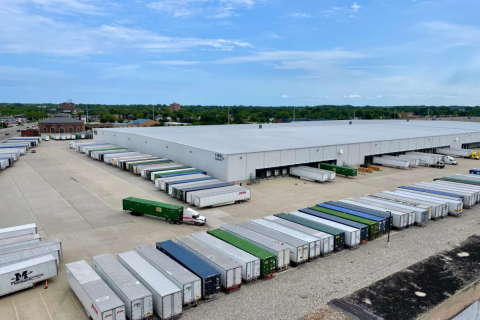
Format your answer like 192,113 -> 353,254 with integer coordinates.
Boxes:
0,140 -> 479,320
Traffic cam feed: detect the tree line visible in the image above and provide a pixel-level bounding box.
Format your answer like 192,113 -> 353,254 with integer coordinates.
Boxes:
1,103 -> 480,125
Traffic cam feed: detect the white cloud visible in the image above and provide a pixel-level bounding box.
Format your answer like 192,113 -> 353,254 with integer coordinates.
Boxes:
281,95 -> 290,98
11,0 -> 103,15
0,7 -> 253,56
351,2 -> 361,13
345,94 -> 361,98
424,21 -> 480,48
214,49 -> 366,64
151,60 -> 200,65
291,13 -> 311,18
147,0 -> 256,18
270,33 -> 281,39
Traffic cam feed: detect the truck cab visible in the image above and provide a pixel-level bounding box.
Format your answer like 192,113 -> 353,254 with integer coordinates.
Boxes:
471,151 -> 480,160
436,161 -> 445,169
183,208 -> 206,226
443,156 -> 458,165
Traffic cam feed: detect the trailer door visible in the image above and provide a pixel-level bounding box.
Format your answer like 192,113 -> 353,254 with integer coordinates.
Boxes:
114,307 -> 125,320
183,282 -> 193,305
132,300 -> 142,320
102,310 -> 113,320
163,294 -> 172,319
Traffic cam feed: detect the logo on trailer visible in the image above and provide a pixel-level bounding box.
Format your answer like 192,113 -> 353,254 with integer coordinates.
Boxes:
215,153 -> 224,161
156,207 -> 162,212
238,191 -> 247,195
11,270 -> 41,285
91,304 -> 99,315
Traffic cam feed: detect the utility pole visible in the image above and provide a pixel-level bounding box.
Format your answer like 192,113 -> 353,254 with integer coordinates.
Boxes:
293,106 -> 296,122
86,105 -> 89,124
153,106 -> 155,121
228,106 -> 230,125
354,108 -> 356,119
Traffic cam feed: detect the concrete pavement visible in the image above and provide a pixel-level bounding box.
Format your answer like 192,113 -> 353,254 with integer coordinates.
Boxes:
0,140 -> 479,320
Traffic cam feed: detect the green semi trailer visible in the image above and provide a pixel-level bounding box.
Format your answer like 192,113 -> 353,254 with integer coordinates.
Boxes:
207,229 -> 277,279
122,197 -> 206,225
320,163 -> 357,177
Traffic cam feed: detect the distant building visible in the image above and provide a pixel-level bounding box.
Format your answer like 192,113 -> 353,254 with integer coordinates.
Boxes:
164,122 -> 192,127
170,102 -> 181,112
60,101 -> 76,111
112,119 -> 159,127
39,114 -> 85,134
397,112 -> 415,119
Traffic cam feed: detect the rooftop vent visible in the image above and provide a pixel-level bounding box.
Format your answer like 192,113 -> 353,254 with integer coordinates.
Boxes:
259,124 -> 262,129
349,121 -> 352,125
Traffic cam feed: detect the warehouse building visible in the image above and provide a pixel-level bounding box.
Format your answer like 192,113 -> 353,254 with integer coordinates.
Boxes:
94,120 -> 480,182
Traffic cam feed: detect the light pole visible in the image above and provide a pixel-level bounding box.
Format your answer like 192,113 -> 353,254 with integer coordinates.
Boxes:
228,106 -> 230,125
293,106 -> 296,122
387,211 -> 392,248
153,106 -> 155,121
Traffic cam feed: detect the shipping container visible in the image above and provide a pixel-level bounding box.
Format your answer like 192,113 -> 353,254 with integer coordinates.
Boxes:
358,197 -> 421,225
169,179 -> 221,196
132,161 -> 173,175
175,236 -> 242,293
114,155 -> 154,167
303,207 -> 369,243
91,149 -> 129,161
236,222 -> 309,265
319,163 -> 357,177
104,153 -> 143,164
155,174 -> 209,189
338,199 -> 410,229
326,201 -> 393,229
0,234 -> 41,250
87,147 -> 122,156
430,179 -> 480,196
289,166 -> 330,182
155,170 -> 207,181
290,211 -> 360,248
0,238 -> 62,267
178,183 -> 232,201
0,255 -> 57,297
396,187 -> 464,215
274,213 -> 345,251
143,164 -> 188,179
191,186 -> 251,207
191,232 -> 261,282
219,224 -> 290,271
66,260 -> 126,320
117,251 -> 182,320
206,229 -> 276,278
0,223 -> 37,240
186,185 -> 241,204
372,157 -> 410,168
128,159 -> 170,172
250,219 -> 321,260
124,158 -> 163,171
296,167 -> 336,180
0,145 -> 27,154
122,197 -> 183,224
469,169 -> 480,175
156,240 -> 221,299
161,177 -> 215,193
92,254 -> 153,320
381,155 -> 419,167
370,192 -> 441,220
82,144 -> 117,154
134,245 -> 201,307
152,168 -> 197,180
438,176 -> 480,188
263,216 -> 334,256
318,203 -> 385,235
381,191 -> 448,218
414,181 -> 479,205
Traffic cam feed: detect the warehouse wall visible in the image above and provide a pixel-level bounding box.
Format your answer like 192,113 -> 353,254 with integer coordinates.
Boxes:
95,130 -> 229,181
95,129 -> 480,182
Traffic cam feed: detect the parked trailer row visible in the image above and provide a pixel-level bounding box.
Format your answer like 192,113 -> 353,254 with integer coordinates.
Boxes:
191,232 -> 261,282
155,173 -> 210,189
92,254 -> 153,320
396,187 -> 464,215
317,203 -> 385,234
134,245 -> 202,307
414,181 -> 480,204
219,224 -> 290,270
369,192 -> 442,220
175,235 -> 242,293
237,222 -> 309,265
157,240 -> 221,299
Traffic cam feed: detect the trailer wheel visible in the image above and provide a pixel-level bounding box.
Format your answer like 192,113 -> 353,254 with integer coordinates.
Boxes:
195,222 -> 201,226
168,219 -> 174,224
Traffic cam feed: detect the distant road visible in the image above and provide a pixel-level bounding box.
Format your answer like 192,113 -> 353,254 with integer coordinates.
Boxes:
0,125 -> 30,142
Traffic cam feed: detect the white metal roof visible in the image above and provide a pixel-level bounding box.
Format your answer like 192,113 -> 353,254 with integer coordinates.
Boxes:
0,255 -> 56,274
97,120 -> 480,155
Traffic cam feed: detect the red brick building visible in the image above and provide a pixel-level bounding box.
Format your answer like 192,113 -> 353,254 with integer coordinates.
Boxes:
38,114 -> 85,134
170,102 -> 181,112
59,102 -> 76,111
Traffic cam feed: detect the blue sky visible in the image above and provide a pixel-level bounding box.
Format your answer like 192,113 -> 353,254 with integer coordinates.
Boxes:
1,0 -> 479,106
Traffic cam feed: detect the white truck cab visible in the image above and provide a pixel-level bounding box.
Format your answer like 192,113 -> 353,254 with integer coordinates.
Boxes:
183,208 -> 206,226
442,156 -> 458,165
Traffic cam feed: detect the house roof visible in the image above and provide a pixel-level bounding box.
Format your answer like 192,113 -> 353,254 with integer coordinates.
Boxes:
39,114 -> 84,124
112,119 -> 153,126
